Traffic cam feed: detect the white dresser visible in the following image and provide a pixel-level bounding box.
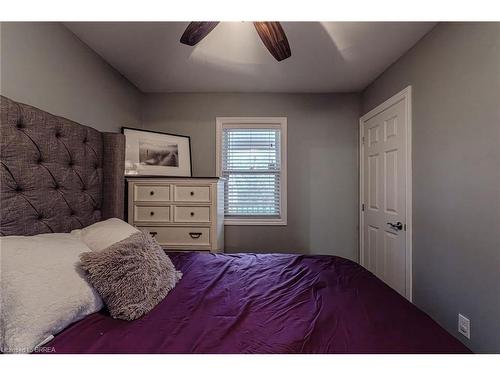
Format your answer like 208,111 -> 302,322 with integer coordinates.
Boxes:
126,177 -> 224,252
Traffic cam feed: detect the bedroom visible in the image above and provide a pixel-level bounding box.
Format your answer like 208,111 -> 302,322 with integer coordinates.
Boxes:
1,0 -> 499,373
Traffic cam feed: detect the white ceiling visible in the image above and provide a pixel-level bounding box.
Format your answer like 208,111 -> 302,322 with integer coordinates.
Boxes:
65,22 -> 436,93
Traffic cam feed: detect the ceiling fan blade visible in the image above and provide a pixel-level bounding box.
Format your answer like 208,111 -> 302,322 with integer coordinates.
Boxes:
180,22 -> 219,46
253,22 -> 291,61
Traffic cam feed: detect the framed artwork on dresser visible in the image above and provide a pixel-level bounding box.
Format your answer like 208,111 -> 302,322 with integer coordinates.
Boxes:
122,127 -> 192,177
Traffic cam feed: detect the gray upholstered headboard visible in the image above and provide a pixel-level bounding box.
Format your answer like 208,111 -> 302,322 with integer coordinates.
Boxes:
0,96 -> 125,236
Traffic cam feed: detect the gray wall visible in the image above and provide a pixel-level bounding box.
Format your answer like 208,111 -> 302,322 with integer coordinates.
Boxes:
141,93 -> 360,259
361,22 -> 500,353
0,22 -> 141,132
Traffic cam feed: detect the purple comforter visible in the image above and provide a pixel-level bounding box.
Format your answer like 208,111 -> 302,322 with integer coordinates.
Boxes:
45,253 -> 470,354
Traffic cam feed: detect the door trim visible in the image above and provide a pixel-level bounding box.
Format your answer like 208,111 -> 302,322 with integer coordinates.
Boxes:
359,86 -> 413,301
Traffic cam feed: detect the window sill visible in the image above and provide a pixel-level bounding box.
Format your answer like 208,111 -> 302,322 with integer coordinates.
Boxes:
224,218 -> 287,226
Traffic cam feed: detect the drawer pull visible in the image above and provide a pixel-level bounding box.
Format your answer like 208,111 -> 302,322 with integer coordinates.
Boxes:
189,232 -> 202,239
150,211 -> 155,216
190,212 -> 195,216
190,191 -> 194,196
149,231 -> 158,237
150,191 -> 155,196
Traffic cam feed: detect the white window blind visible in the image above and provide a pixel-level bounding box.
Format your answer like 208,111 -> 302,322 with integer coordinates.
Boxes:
221,127 -> 282,218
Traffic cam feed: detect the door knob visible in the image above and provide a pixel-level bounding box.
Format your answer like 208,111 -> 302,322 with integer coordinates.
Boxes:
387,222 -> 403,231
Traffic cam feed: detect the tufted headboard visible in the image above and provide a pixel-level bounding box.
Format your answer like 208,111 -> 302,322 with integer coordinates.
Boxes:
0,96 -> 125,236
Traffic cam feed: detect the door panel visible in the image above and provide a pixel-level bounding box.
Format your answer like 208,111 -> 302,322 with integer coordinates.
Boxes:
384,149 -> 398,214
362,97 -> 408,298
368,154 -> 379,210
367,225 -> 378,272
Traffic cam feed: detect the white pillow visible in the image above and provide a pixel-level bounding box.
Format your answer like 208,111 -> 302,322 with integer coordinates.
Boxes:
0,233 -> 103,353
71,218 -> 139,251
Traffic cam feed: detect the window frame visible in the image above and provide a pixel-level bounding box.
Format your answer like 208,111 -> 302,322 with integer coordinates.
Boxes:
216,117 -> 287,226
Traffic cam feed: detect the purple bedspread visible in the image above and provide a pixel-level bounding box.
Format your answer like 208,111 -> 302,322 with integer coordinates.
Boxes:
44,253 -> 470,354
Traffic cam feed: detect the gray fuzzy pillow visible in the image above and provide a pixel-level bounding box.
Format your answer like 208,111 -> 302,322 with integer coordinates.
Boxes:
79,231 -> 182,320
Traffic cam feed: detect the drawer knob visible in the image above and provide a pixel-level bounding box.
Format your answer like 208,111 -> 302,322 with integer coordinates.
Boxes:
189,232 -> 202,239
149,231 -> 158,237
150,211 -> 155,216
190,191 -> 194,196
190,212 -> 195,216
150,191 -> 155,196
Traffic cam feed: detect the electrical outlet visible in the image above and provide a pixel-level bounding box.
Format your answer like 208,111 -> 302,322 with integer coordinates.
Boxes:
458,313 -> 470,339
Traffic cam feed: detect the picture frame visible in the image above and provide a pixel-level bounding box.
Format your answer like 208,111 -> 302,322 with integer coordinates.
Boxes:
122,127 -> 192,177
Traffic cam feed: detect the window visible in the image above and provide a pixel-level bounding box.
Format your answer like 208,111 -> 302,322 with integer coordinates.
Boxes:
216,117 -> 287,225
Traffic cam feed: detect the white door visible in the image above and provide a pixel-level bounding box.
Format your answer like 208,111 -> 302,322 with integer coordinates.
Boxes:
360,87 -> 412,300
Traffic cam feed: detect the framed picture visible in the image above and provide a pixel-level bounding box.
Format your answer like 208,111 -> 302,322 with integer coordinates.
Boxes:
122,127 -> 192,177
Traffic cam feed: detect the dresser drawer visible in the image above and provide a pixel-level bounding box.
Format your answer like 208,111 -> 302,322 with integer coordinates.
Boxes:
174,206 -> 210,223
134,206 -> 170,223
127,177 -> 224,252
140,226 -> 210,247
174,186 -> 210,202
134,185 -> 170,202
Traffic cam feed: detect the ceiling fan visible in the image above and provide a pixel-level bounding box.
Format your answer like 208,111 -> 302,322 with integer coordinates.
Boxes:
180,22 -> 291,62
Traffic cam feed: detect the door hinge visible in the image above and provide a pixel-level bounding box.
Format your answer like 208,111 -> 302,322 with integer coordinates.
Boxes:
362,136 -> 365,145
404,224 -> 407,231
361,203 -> 365,211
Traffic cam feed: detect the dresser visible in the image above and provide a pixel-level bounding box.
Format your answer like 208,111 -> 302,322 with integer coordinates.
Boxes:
126,177 -> 224,252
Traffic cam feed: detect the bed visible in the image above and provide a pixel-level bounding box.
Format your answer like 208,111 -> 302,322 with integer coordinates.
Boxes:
0,96 -> 471,354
